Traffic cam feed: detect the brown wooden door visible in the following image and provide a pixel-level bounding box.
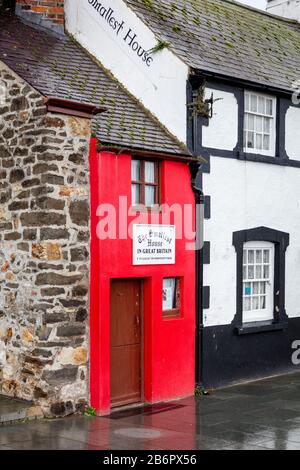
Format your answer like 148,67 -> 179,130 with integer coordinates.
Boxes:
110,279 -> 142,408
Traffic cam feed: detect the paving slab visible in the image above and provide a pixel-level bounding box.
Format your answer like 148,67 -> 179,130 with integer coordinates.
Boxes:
1,372 -> 300,449
0,397 -> 43,425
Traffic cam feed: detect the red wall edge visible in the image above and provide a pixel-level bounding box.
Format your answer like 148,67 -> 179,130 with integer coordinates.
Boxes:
89,139 -> 196,414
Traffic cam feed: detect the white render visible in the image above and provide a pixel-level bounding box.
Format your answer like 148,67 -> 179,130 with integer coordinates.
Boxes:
267,0 -> 300,21
203,156 -> 300,326
202,89 -> 239,151
200,87 -> 300,326
286,106 -> 300,160
65,0 -> 189,144
65,2 -> 300,330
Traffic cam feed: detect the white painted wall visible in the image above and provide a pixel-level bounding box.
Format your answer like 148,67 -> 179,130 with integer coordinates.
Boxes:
286,106 -> 300,160
202,89 -> 238,151
203,157 -> 300,326
267,0 -> 300,21
65,0 -> 189,144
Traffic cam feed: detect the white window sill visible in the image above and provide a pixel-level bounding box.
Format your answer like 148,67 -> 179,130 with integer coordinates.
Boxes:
243,148 -> 275,158
235,320 -> 288,336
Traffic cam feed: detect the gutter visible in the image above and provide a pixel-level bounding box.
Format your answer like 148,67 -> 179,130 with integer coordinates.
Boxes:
191,69 -> 295,98
190,162 -> 205,389
44,97 -> 106,119
97,145 -> 206,164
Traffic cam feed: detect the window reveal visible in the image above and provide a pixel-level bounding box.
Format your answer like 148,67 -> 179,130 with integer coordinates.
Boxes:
162,278 -> 181,318
131,159 -> 159,207
243,242 -> 274,322
244,92 -> 276,156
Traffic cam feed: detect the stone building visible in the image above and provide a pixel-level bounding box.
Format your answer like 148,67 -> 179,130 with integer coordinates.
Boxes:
0,5 -> 196,416
0,55 -> 102,417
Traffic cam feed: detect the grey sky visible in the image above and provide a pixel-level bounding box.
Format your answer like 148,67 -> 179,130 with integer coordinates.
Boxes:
237,0 -> 267,10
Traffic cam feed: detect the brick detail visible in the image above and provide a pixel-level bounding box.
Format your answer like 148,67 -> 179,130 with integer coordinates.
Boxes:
16,0 -> 65,27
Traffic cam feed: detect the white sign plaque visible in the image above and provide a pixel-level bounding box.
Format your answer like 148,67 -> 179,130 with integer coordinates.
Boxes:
133,224 -> 176,265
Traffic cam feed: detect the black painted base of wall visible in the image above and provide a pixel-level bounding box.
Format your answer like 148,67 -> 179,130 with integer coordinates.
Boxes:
202,317 -> 300,389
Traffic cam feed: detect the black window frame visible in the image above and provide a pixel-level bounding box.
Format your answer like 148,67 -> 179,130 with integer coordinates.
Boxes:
232,226 -> 289,335
188,78 -> 300,169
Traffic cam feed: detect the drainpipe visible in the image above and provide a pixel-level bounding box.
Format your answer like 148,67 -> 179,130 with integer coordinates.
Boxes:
190,162 -> 205,388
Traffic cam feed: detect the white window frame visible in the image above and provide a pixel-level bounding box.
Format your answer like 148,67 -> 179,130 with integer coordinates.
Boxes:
242,241 -> 275,323
244,91 -> 277,157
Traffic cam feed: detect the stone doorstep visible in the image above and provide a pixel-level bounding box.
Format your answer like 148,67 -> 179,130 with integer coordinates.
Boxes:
0,397 -> 43,425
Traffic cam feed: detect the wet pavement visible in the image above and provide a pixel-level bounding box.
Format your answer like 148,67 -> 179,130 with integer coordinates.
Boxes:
0,397 -> 42,425
2,372 -> 300,449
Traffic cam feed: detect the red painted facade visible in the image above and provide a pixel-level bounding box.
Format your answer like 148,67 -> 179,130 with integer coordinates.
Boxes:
89,139 -> 196,415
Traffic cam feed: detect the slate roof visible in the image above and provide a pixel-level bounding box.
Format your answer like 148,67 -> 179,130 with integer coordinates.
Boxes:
0,11 -> 189,156
124,0 -> 300,93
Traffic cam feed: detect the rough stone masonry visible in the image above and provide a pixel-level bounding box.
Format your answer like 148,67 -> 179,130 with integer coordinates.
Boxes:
0,61 -> 91,417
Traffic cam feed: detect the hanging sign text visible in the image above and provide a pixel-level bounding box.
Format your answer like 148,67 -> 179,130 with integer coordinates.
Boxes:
133,225 -> 176,266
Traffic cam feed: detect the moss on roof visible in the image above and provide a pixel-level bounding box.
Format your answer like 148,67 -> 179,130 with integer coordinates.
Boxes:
0,11 -> 189,155
124,0 -> 300,92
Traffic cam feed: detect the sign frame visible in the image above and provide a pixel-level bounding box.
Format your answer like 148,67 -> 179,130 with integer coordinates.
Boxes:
133,224 -> 176,266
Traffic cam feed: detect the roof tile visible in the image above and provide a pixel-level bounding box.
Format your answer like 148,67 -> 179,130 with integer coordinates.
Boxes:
124,0 -> 300,93
0,11 -> 189,155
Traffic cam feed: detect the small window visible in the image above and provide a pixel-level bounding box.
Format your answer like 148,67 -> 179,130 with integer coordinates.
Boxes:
131,159 -> 159,207
243,241 -> 274,323
162,278 -> 181,318
244,92 -> 276,156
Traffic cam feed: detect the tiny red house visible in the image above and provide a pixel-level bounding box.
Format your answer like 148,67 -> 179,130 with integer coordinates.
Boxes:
89,139 -> 196,415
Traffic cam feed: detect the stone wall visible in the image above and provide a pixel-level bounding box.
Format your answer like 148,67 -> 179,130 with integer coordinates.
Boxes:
0,61 -> 91,417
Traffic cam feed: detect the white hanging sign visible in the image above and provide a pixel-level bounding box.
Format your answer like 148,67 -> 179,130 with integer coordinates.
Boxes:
133,224 -> 176,265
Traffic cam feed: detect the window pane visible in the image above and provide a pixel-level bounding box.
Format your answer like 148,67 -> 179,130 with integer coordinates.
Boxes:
245,93 -> 250,112
145,185 -> 155,206
256,134 -> 262,150
260,282 -> 266,294
163,278 -> 176,311
250,94 -> 257,112
245,283 -> 251,295
243,131 -> 247,148
145,162 -> 155,183
263,265 -> 269,279
248,250 -> 254,263
264,117 -> 270,133
243,250 -> 247,264
131,160 -> 140,181
256,116 -> 263,132
248,114 -> 255,131
266,99 -> 273,115
256,250 -> 262,263
244,297 -> 251,311
263,250 -> 270,263
253,282 -> 259,294
247,132 -> 254,148
263,134 -> 270,151
258,96 -> 265,114
248,265 -> 254,279
132,184 -> 140,205
260,296 -> 266,309
256,265 -> 262,279
253,296 -> 259,310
